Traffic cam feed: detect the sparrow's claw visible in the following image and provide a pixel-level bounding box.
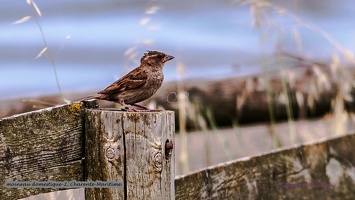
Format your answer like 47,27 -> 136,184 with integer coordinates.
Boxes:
121,104 -> 162,112
134,109 -> 163,112
120,107 -> 128,111
130,103 -> 150,110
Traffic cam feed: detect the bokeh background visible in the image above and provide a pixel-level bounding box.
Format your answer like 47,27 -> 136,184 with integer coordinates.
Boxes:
1,1 -> 355,199
1,0 -> 354,100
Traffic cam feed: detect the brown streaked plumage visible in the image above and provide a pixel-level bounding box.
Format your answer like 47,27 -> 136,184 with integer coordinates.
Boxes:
84,50 -> 174,111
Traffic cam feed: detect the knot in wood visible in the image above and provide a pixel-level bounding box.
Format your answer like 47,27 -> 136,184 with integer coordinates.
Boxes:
152,151 -> 163,172
105,147 -> 115,160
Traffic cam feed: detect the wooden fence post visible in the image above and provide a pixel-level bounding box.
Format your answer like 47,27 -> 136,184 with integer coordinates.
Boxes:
84,109 -> 175,200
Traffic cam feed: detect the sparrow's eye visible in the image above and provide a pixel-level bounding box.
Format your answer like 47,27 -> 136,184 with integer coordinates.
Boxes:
157,54 -> 164,59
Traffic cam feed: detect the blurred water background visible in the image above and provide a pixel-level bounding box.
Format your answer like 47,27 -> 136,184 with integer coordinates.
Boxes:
0,0 -> 354,100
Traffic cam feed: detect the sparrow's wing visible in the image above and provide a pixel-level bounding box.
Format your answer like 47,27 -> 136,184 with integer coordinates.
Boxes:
97,68 -> 147,94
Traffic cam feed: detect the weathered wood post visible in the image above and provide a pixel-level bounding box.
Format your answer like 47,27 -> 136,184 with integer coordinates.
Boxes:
84,109 -> 175,199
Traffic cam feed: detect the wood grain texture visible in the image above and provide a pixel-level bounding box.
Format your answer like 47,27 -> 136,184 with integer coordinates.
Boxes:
175,133 -> 355,200
85,110 -> 125,200
0,103 -> 85,199
85,110 -> 175,200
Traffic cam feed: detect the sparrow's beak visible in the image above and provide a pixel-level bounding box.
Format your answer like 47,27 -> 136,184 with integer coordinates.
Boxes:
163,54 -> 174,63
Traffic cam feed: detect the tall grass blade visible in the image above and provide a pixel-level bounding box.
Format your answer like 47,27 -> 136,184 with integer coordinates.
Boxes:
12,16 -> 31,24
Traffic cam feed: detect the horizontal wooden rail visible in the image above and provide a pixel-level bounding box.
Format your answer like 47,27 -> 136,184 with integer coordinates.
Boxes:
0,103 -> 85,199
175,132 -> 355,199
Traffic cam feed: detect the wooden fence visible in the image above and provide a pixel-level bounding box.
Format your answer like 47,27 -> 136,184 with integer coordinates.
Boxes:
1,101 -> 354,199
0,101 -> 175,199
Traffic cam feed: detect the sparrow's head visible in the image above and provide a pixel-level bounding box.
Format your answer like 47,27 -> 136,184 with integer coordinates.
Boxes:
141,50 -> 174,67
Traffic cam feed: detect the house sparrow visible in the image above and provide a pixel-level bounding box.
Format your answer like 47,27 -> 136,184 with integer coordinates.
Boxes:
83,50 -> 174,111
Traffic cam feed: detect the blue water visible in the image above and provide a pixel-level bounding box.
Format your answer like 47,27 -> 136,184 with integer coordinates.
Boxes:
0,0 -> 354,100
